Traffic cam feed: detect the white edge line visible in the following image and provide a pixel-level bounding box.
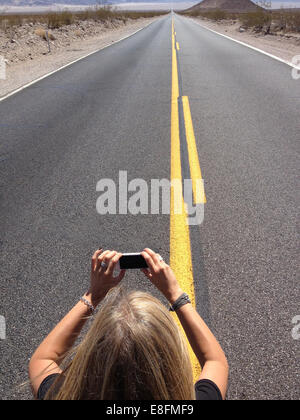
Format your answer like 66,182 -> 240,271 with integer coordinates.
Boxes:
0,19 -> 157,103
186,16 -> 299,70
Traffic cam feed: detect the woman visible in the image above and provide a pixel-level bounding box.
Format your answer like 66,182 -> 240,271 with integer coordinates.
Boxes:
29,248 -> 229,400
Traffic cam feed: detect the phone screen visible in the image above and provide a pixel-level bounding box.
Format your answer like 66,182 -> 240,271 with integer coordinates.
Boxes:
119,254 -> 148,270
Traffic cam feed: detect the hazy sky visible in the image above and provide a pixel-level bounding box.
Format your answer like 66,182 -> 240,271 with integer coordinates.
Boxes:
1,1 -> 300,10
270,0 -> 300,6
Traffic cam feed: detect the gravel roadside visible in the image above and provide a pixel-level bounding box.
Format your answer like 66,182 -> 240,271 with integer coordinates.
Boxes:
0,17 -> 159,99
188,16 -> 300,64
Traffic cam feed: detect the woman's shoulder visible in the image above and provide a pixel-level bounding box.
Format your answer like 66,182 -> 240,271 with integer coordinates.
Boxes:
37,373 -> 61,400
194,379 -> 223,401
38,374 -> 223,401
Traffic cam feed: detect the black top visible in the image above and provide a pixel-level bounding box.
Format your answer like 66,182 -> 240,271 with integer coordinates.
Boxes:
37,374 -> 223,401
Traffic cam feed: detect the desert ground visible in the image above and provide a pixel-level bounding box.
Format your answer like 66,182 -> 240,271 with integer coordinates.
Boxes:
0,16 -> 159,98
188,16 -> 300,64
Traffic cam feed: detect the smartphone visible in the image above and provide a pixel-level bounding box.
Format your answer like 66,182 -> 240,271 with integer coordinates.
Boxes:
118,253 -> 148,270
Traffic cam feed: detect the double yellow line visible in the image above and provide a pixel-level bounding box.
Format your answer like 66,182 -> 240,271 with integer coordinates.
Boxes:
170,19 -> 205,381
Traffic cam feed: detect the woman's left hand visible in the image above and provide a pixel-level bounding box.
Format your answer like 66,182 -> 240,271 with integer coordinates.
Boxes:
85,249 -> 126,307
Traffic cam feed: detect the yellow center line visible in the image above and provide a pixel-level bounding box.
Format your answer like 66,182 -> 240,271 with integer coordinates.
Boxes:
170,19 -> 201,381
176,42 -> 180,51
182,96 -> 206,204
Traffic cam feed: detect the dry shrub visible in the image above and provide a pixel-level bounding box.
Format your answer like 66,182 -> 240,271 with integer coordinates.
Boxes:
271,10 -> 300,32
46,11 -> 74,29
180,9 -> 233,21
0,14 -> 23,30
239,10 -> 272,29
34,28 -> 55,41
240,9 -> 300,33
205,9 -> 228,21
181,7 -> 300,33
93,6 -> 114,22
0,8 -> 166,33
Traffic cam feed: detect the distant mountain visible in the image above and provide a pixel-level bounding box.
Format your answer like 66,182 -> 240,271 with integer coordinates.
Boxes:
188,0 -> 261,13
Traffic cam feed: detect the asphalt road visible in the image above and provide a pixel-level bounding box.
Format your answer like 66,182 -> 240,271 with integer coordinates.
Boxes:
0,13 -> 299,400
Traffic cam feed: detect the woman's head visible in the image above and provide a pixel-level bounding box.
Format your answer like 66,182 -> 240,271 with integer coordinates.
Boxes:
50,287 -> 195,400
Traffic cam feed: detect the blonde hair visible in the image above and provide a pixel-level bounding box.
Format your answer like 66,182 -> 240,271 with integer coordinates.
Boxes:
46,288 -> 195,400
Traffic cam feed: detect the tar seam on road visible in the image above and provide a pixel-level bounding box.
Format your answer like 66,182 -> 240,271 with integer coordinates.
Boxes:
173,16 -> 211,325
170,17 -> 201,381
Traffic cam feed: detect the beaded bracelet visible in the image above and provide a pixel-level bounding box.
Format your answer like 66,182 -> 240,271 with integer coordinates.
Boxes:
80,297 -> 95,314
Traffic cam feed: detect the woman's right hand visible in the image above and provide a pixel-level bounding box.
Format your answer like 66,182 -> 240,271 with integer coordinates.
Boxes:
87,249 -> 126,307
141,248 -> 183,304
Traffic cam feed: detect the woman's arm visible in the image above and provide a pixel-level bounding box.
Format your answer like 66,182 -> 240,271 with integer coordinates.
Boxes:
141,248 -> 229,400
173,303 -> 229,399
29,249 -> 125,397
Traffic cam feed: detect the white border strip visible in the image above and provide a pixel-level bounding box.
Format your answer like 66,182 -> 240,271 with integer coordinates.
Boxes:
0,19 -> 157,103
188,16 -> 299,70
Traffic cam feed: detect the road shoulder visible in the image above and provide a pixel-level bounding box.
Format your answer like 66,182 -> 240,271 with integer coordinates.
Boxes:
187,16 -> 300,65
0,17 -> 158,99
